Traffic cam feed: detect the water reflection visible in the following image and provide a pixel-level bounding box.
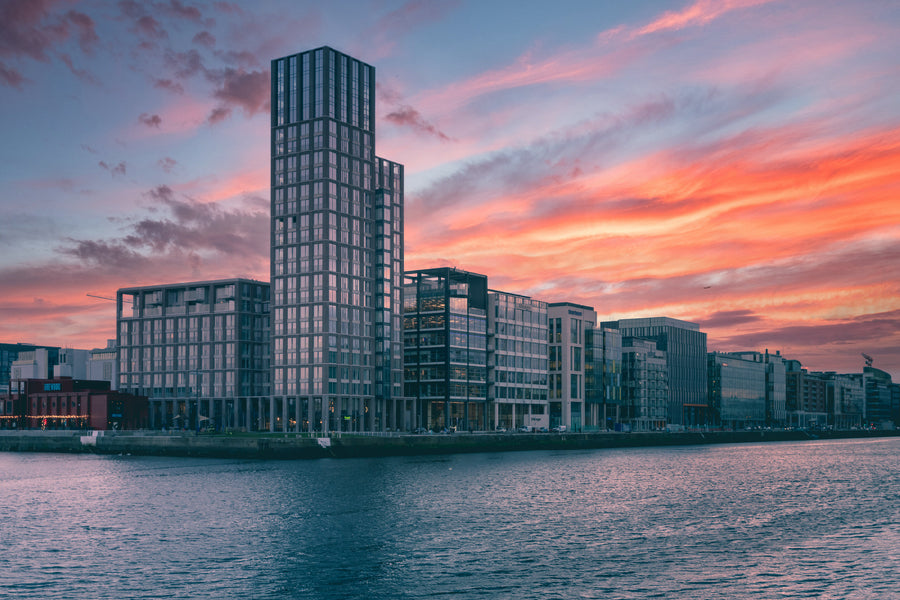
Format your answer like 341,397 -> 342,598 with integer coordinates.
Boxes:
2,438 -> 898,599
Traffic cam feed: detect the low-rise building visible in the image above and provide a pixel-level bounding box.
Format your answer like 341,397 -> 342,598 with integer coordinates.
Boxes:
0,378 -> 147,430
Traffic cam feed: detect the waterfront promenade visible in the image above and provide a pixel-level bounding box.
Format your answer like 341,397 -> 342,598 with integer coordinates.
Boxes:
1,428 -> 897,460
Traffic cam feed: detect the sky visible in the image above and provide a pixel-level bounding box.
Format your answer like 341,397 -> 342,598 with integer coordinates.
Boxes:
1,0 -> 898,379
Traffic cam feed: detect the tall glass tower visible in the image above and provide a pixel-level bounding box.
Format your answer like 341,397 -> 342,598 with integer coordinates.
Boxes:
270,47 -> 404,433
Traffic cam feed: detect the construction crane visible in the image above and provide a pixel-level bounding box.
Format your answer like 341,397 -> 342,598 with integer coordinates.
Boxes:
861,353 -> 874,368
87,294 -> 132,303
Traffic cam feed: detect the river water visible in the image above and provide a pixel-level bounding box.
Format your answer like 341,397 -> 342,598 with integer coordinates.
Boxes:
1,438 -> 898,599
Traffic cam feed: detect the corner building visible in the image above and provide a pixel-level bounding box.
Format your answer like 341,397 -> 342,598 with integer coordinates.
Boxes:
270,47 -> 404,433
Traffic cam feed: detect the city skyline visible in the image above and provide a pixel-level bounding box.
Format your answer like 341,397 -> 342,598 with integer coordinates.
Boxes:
1,0 -> 898,379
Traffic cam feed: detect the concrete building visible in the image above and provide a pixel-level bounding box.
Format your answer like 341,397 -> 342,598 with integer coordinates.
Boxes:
270,46 -> 404,433
88,340 -> 118,390
621,338 -> 668,431
548,303 -> 597,431
707,352 -> 767,429
785,360 -> 829,428
488,290 -> 549,431
403,268 -> 488,431
602,317 -> 708,426
116,279 -> 270,431
10,348 -> 58,382
2,343 -> 60,390
585,326 -> 623,431
54,348 -> 90,379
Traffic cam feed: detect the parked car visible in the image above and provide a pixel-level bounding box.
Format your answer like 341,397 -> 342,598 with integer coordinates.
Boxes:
551,425 -> 567,433
518,426 -> 534,433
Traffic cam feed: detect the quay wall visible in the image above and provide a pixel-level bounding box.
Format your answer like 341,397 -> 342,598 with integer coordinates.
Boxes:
1,429 -> 898,460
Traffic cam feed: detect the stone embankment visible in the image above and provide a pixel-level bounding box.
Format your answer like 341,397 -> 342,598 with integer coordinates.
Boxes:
1,429 -> 897,460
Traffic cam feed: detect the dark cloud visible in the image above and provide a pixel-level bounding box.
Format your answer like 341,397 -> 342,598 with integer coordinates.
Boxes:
163,48 -> 205,78
0,62 -> 25,87
385,105 -> 453,142
0,1 -> 99,88
61,239 -> 148,270
698,309 -> 763,329
212,1 -> 243,15
192,31 -> 215,48
99,161 -> 127,177
208,68 -> 269,123
716,310 -> 900,352
80,144 -> 98,154
134,15 -> 168,42
51,185 -> 267,285
158,157 -> 177,172
63,10 -> 99,54
207,106 -> 231,124
160,0 -> 203,23
139,113 -> 163,128
153,77 -> 184,94
59,53 -> 98,84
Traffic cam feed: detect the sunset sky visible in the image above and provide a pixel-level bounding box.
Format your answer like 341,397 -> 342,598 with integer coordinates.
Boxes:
1,0 -> 898,378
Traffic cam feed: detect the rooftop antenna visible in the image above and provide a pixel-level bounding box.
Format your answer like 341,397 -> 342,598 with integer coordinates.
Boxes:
861,353 -> 874,368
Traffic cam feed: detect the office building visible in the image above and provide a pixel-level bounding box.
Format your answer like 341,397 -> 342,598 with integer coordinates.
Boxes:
270,47 -> 404,433
586,326 -> 623,430
488,290 -> 549,430
548,303 -> 597,431
403,268 -> 488,431
707,352 -> 766,429
602,317 -> 708,426
116,279 -> 270,430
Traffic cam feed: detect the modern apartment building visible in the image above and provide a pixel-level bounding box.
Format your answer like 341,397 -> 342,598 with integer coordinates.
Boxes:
270,46 -> 404,433
602,317 -> 708,426
116,279 -> 270,430
488,290 -> 549,430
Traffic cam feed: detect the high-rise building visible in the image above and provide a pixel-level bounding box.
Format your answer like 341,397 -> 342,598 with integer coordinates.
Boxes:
601,317 -> 708,426
270,47 -> 404,433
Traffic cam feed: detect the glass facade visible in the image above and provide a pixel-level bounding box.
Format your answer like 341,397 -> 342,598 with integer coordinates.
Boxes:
586,327 -> 623,430
271,47 -> 404,433
621,338 -> 668,431
707,352 -> 766,429
488,291 -> 548,430
404,269 -> 487,431
602,317 -> 708,426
